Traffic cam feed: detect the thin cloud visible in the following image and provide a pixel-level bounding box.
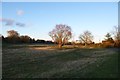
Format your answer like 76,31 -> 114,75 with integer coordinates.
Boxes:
0,18 -> 26,27
16,22 -> 25,27
0,18 -> 14,26
17,10 -> 24,16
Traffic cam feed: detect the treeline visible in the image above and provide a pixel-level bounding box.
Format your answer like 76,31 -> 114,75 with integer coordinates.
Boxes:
1,36 -> 53,44
0,27 -> 120,48
76,32 -> 120,48
0,30 -> 53,44
49,24 -> 120,48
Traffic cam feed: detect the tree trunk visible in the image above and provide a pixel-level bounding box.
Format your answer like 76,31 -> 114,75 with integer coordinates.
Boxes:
58,38 -> 62,48
58,43 -> 62,48
85,43 -> 87,47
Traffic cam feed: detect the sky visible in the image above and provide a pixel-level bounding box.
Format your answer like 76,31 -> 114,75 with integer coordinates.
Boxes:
0,2 -> 118,43
1,0 -> 119,2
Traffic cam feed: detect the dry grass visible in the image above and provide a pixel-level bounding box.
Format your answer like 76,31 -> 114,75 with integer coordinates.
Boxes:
2,44 -> 118,78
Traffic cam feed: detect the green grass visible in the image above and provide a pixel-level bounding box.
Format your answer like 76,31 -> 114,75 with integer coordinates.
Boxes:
2,44 -> 119,78
86,53 -> 118,78
55,53 -> 118,78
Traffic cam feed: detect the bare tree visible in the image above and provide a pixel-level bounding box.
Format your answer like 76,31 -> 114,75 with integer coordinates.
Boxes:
7,30 -> 20,43
7,30 -> 19,37
112,26 -> 120,41
49,24 -> 72,48
112,26 -> 120,47
79,30 -> 93,46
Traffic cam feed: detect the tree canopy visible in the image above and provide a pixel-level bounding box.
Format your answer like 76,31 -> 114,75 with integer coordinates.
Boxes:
79,30 -> 93,46
49,24 -> 72,48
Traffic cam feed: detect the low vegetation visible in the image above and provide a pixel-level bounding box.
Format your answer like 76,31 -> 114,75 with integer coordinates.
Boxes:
2,44 -> 119,78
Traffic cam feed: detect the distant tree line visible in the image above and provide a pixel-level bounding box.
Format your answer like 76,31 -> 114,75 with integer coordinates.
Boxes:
0,25 -> 120,48
1,30 -> 53,44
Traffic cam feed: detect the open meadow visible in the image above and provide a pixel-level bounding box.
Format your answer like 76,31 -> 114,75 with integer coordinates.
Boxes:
1,2 -> 120,79
2,44 -> 119,78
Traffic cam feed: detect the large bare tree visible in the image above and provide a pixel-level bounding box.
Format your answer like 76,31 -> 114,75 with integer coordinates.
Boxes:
49,24 -> 72,48
79,30 -> 93,46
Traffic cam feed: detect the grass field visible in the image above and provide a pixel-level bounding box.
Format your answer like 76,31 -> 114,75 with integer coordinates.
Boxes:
2,44 -> 119,78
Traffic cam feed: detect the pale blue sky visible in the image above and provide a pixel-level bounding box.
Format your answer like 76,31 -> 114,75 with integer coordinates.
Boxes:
1,2 -> 118,42
1,0 -> 119,2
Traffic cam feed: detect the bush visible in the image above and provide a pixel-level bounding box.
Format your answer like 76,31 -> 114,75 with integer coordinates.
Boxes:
101,43 -> 114,48
114,41 -> 120,48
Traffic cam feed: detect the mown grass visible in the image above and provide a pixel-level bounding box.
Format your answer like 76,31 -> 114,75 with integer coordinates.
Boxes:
86,53 -> 118,78
53,53 -> 118,78
2,44 -> 119,78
